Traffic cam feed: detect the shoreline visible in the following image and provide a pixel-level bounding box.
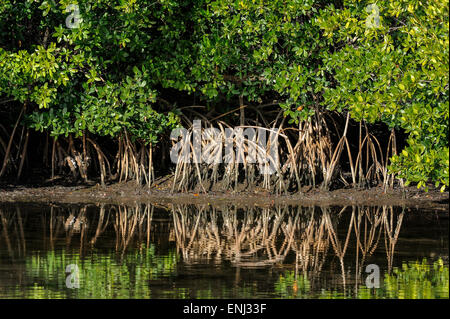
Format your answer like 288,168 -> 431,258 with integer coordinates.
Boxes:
0,182 -> 448,210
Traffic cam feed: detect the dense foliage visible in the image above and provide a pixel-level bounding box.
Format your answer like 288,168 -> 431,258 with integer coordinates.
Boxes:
0,0 -> 448,190
318,0 -> 449,190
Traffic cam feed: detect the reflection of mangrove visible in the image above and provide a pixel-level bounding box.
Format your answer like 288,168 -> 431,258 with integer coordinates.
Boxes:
0,204 -> 156,259
170,204 -> 406,290
275,258 -> 449,299
0,203 -> 414,289
172,205 -> 328,269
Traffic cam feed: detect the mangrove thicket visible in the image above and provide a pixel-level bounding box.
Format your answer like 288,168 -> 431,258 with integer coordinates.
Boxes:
0,0 -> 448,192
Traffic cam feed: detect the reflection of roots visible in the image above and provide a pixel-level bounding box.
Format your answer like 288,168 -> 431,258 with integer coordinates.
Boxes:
292,211 -> 329,274
1,203 -> 405,286
171,205 -> 333,270
113,204 -> 150,253
64,214 -> 87,232
169,204 -> 405,292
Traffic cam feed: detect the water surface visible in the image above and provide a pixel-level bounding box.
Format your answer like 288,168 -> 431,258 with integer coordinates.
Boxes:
0,203 -> 448,299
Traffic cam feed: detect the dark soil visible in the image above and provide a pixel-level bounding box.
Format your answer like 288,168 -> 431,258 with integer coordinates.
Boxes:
0,177 -> 448,210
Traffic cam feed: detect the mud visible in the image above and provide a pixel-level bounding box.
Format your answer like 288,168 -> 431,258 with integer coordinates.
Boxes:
0,179 -> 448,211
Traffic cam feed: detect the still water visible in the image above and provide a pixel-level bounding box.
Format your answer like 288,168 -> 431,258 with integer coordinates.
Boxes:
0,202 -> 448,299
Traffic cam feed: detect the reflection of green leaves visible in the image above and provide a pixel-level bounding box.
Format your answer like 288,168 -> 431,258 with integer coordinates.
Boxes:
357,259 -> 447,299
8,245 -> 179,299
3,250 -> 448,299
383,258 -> 449,299
274,259 -> 448,299
274,271 -> 310,298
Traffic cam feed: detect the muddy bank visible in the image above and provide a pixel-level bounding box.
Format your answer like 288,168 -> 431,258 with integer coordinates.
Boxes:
0,181 -> 448,210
